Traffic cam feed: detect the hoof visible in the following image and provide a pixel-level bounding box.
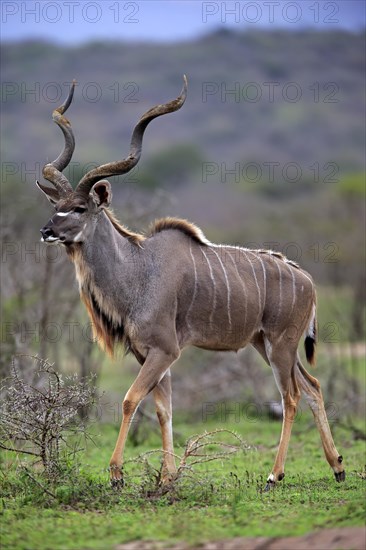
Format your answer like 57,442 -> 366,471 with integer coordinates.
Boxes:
110,465 -> 124,488
264,472 -> 284,491
335,470 -> 346,482
264,481 -> 275,492
111,477 -> 124,488
110,476 -> 124,489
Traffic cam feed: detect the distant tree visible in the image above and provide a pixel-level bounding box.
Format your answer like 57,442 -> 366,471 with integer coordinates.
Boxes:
134,144 -> 204,190
334,174 -> 365,339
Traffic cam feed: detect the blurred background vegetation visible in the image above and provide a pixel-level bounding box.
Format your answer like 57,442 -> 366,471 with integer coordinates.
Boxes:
1,29 -> 365,426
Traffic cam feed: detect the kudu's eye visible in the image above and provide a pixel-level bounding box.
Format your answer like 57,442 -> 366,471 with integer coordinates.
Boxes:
73,206 -> 86,214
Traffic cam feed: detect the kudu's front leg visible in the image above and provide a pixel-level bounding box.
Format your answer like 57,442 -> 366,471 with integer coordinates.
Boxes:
109,347 -> 180,486
153,369 -> 177,484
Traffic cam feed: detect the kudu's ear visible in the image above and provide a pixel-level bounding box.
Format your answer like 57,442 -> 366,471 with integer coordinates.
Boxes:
36,180 -> 60,205
91,180 -> 112,208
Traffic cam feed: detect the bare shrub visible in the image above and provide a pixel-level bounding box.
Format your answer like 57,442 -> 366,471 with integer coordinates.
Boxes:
0,355 -> 98,479
123,429 -> 253,498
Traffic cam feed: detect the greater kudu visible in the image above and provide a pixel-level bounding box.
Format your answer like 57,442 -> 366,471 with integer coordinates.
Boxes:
37,78 -> 345,488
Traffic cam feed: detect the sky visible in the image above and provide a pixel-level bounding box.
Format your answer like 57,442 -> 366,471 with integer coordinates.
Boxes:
1,1 -> 365,44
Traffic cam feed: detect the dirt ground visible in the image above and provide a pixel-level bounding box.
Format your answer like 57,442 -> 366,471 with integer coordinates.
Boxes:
116,527 -> 366,550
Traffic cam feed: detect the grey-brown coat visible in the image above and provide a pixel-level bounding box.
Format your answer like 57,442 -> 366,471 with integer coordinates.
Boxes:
37,79 -> 345,488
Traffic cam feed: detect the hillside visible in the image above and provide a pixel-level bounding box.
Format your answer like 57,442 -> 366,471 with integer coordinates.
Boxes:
2,29 -> 365,177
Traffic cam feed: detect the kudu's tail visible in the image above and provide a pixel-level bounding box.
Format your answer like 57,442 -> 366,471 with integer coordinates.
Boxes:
304,301 -> 317,366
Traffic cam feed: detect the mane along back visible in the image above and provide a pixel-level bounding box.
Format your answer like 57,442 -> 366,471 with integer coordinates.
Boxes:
104,209 -> 145,246
149,217 -> 210,245
257,249 -> 300,269
103,211 -> 302,271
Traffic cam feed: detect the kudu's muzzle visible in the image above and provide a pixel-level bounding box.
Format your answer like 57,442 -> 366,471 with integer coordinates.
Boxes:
40,221 -> 63,243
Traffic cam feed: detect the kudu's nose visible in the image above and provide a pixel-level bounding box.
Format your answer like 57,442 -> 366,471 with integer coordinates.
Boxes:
40,227 -> 54,239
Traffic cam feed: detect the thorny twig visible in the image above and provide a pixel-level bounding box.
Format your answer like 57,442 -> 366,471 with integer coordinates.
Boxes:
22,467 -> 57,499
0,356 -> 98,478
124,429 -> 251,489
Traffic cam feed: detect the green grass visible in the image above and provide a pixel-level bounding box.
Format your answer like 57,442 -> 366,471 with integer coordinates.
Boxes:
1,413 -> 365,550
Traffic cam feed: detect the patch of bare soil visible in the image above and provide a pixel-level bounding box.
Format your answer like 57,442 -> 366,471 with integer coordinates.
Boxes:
115,526 -> 366,550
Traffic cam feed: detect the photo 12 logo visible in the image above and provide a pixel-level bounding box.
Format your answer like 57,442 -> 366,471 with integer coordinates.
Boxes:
202,81 -> 340,104
1,2 -> 140,25
201,2 -> 340,25
1,81 -> 140,104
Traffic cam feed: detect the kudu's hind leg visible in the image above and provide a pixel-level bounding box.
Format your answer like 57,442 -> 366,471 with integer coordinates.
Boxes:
109,347 -> 180,486
295,357 -> 345,481
264,338 -> 301,489
153,369 -> 177,483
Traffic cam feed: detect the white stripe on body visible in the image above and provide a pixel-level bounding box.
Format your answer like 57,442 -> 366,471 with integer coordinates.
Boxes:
273,256 -> 283,326
186,242 -> 198,331
226,249 -> 248,332
243,249 -> 263,330
256,253 -> 267,304
210,248 -> 232,328
200,247 -> 217,326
